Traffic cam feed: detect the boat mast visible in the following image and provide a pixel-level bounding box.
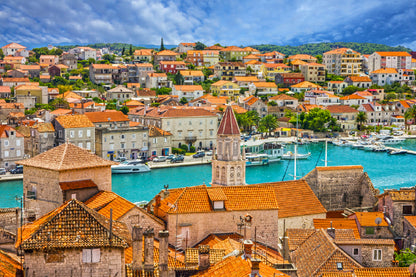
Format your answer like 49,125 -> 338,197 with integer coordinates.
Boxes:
325,140 -> 328,167
294,112 -> 298,180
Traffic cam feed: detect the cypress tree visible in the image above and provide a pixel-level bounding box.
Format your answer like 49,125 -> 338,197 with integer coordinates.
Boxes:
160,38 -> 165,51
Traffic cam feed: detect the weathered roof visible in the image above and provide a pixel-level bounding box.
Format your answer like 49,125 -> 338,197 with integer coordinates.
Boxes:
32,122 -> 55,133
380,188 -> 415,201
326,105 -> 359,114
371,68 -> 398,74
315,165 -> 363,171
17,143 -> 116,171
291,81 -> 322,88
253,180 -> 327,218
154,185 -> 279,215
55,114 -> 94,128
2,42 -> 26,49
85,110 -> 129,123
16,199 -> 130,250
148,125 -> 172,137
324,48 -> 359,55
374,51 -> 411,57
313,218 -> 360,239
0,125 -> 23,138
217,105 -> 240,135
107,85 -> 134,93
59,179 -> 98,191
354,268 -> 410,277
347,76 -> 372,82
286,229 -> 315,251
156,50 -> 178,56
288,54 -> 317,61
269,94 -> 297,101
0,249 -> 22,277
404,216 -> 416,229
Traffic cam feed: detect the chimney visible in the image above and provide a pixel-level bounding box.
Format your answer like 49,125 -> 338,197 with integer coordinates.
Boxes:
132,226 -> 143,272
243,240 -> 253,260
158,230 -> 169,277
154,194 -> 161,216
327,221 -> 335,239
249,259 -> 261,277
198,245 -> 210,270
143,228 -> 155,274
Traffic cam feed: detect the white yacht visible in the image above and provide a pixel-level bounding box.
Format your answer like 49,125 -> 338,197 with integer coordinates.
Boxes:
241,139 -> 284,163
111,160 -> 151,174
246,154 -> 270,166
377,136 -> 405,145
282,151 -> 311,160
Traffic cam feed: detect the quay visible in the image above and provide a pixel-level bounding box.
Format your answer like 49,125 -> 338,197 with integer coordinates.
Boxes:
0,173 -> 23,182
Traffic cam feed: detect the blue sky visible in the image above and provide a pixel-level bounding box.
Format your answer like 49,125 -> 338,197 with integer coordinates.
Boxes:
1,0 -> 415,49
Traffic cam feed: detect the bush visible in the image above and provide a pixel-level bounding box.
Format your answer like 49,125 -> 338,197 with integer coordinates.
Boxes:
189,146 -> 196,153
172,147 -> 185,155
180,144 -> 188,152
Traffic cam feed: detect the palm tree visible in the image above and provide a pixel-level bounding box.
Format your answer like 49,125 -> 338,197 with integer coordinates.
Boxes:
259,115 -> 279,137
405,106 -> 416,131
356,111 -> 367,131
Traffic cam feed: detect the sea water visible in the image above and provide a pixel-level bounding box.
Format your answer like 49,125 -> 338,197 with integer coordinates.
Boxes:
1,140 -> 416,208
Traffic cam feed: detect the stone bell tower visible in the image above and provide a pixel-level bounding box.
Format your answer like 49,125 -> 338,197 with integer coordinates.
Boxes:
211,105 -> 246,186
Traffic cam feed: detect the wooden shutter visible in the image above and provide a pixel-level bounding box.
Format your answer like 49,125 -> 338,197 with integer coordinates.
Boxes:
92,248 -> 100,263
82,249 -> 92,263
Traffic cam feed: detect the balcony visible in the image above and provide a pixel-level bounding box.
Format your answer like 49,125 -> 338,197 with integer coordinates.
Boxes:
185,136 -> 197,143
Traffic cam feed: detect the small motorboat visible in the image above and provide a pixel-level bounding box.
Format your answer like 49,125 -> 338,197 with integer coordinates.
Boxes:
111,160 -> 151,174
246,154 -> 270,166
388,148 -> 407,155
282,151 -> 311,160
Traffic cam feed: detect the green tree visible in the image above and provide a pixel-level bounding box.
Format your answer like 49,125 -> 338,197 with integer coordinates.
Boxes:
290,108 -> 336,132
385,92 -> 397,100
395,249 -> 416,267
120,106 -> 129,115
121,47 -> 125,56
50,98 -> 70,110
315,54 -> 322,64
268,101 -> 277,106
0,48 -> 3,59
103,54 -> 115,63
259,114 -> 278,136
174,72 -> 184,85
155,87 -> 172,95
160,38 -> 165,51
106,102 -> 117,110
179,97 -> 188,105
356,111 -> 367,130
129,44 -> 133,56
405,105 -> 416,130
195,41 -> 206,50
342,85 -> 364,95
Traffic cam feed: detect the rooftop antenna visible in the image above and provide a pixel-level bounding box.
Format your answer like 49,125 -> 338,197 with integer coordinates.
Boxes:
375,217 -> 382,226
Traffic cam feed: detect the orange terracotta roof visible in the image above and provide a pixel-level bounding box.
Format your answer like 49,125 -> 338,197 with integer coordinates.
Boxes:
263,63 -> 290,68
245,95 -> 259,106
1,77 -> 30,83
193,255 -> 288,277
354,268 -> 410,277
253,180 -> 326,218
17,143 -> 116,171
0,102 -> 24,109
148,125 -> 172,137
269,94 -> 297,101
85,191 -> 135,220
2,42 -> 26,49
174,85 -> 203,92
252,81 -> 277,88
133,49 -> 153,56
348,76 -> 372,82
156,50 -> 178,56
375,51 -> 411,57
351,212 -> 388,227
334,239 -> 394,245
324,48 -> 359,55
55,114 -> 94,128
50,108 -> 72,115
286,229 -> 315,251
155,185 -> 278,215
159,60 -> 186,65
16,199 -> 130,250
0,86 -> 11,93
243,54 -> 259,59
124,100 -> 144,107
148,72 -> 167,78
56,91 -> 83,100
91,63 -> 115,69
404,216 -> 416,229
14,84 -> 41,91
85,110 -> 129,123
380,188 -> 415,201
288,54 -> 317,61
400,100 -> 411,108
145,107 -> 216,118
179,70 -> 204,77
291,81 -> 321,88
291,59 -> 308,65
0,125 -> 23,138
313,219 -> 360,239
243,47 -> 259,52
234,76 -> 259,82
20,64 -> 40,70
221,46 -> 245,52
322,272 -> 353,277
33,122 -> 55,132
340,94 -> 366,100
329,81 -> 344,84
325,105 -> 359,114
371,68 -> 398,74
0,249 -> 22,277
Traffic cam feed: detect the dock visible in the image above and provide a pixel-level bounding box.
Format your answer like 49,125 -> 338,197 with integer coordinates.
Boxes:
0,173 -> 23,182
385,146 -> 416,155
149,158 -> 211,169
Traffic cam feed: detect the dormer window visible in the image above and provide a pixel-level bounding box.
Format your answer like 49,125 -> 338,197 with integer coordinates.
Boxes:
213,201 -> 224,210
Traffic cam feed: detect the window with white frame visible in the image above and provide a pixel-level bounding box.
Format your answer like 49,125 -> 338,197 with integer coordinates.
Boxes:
121,143 -> 125,149
78,130 -> 83,138
16,139 -> 21,146
153,138 -> 157,143
16,150 -> 21,157
86,142 -> 91,150
110,144 -> 114,150
4,151 -> 9,157
132,134 -> 136,139
78,142 -> 83,148
143,133 -> 147,138
121,134 -> 125,139
4,140 -> 9,147
373,249 -> 382,261
70,131 -> 75,138
164,137 -> 167,143
87,130 -> 91,137
82,248 -> 100,263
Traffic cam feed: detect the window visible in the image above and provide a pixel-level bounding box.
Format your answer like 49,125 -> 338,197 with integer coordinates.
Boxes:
109,144 -> 114,150
143,133 -> 147,138
373,249 -> 382,261
78,142 -> 83,148
110,135 -> 114,140
82,248 -> 100,263
143,142 -> 146,147
189,121 -> 192,125
87,130 -> 91,137
70,131 -> 74,138
336,262 -> 343,270
121,143 -> 125,149
365,227 -> 374,235
86,142 -> 91,150
132,143 -> 135,148
16,139 -> 21,146
4,140 -> 8,147
164,137 -> 167,143
4,151 -> 9,157
132,134 -> 136,139
121,134 -> 125,139
78,130 -> 83,138
58,130 -> 62,137
16,150 -> 21,157
353,248 -> 359,256
403,205 -> 412,215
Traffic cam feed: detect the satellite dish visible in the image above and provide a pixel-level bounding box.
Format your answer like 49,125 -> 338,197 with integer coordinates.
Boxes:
375,217 -> 382,226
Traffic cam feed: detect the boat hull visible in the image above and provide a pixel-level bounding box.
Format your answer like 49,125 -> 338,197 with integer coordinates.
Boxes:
111,165 -> 151,174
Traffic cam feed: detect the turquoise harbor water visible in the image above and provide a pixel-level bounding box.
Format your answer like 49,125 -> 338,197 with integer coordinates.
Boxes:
1,140 -> 416,208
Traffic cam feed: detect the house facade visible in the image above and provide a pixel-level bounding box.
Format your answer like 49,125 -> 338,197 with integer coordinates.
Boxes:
0,125 -> 24,170
368,51 -> 412,72
323,48 -> 362,76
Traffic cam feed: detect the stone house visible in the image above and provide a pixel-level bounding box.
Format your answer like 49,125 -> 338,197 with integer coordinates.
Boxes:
26,122 -> 56,157
378,187 -> 416,238
358,102 -> 393,126
325,105 -> 359,131
0,77 -> 30,88
1,42 -> 27,57
89,63 -> 116,84
84,111 -> 149,160
14,83 -> 49,105
328,80 -> 348,93
290,81 -> 322,93
154,50 -> 180,66
403,216 -> 416,249
0,125 -> 24,170
233,76 -> 259,89
106,85 -> 135,102
16,143 -> 116,220
303,165 -> 378,211
340,94 -> 370,106
213,62 -> 246,81
368,51 -> 412,72
133,49 -> 154,62
220,46 -> 250,61
53,114 -> 96,152
304,90 -> 340,106
180,70 -> 205,85
128,106 -> 217,150
300,62 -> 326,83
148,125 -> 172,156
248,81 -> 278,95
344,76 -> 372,89
145,72 -> 170,89
17,199 -> 130,277
150,184 -> 280,249
39,55 -> 59,65
172,85 -> 204,102
323,48 -> 362,76
177,42 -> 196,53
348,212 -> 393,239
0,86 -> 11,98
48,64 -> 68,77
268,94 -> 299,109
240,95 -> 267,118
20,64 -> 41,78
60,53 -> 78,70
261,63 -> 291,80
0,102 -> 24,121
210,80 -> 240,100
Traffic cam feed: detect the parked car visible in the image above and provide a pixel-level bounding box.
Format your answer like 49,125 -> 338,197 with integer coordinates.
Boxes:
166,154 -> 176,160
205,151 -> 213,156
153,156 -> 167,162
170,155 -> 184,163
193,151 -> 205,158
0,168 -> 6,175
11,165 -> 23,174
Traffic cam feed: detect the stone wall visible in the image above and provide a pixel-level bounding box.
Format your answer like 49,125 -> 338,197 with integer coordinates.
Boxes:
24,248 -> 125,277
120,207 -> 165,234
303,167 -> 377,211
59,166 -> 112,192
278,213 -> 326,238
166,209 -> 279,249
359,226 -> 393,239
403,219 -> 416,249
0,208 -> 20,234
360,244 -> 394,267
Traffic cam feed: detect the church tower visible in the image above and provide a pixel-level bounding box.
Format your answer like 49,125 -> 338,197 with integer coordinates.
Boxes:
211,105 -> 246,186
